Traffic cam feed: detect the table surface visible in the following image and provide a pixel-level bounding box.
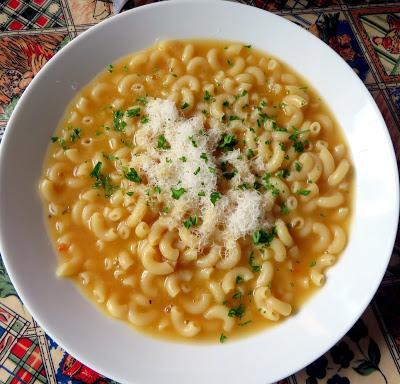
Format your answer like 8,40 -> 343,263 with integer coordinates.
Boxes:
0,1 -> 399,383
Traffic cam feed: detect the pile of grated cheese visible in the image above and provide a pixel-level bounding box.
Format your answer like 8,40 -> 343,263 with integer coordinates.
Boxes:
130,98 -> 274,247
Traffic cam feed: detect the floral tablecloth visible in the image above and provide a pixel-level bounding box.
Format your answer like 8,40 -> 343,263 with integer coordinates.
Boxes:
0,1 -> 399,383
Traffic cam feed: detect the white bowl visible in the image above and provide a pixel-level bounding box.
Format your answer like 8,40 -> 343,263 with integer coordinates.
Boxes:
0,1 -> 398,383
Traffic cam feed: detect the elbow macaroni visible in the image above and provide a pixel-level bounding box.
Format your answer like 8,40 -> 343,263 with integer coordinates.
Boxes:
39,39 -> 353,342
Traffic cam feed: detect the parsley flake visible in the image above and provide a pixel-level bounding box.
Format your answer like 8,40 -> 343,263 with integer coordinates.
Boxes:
183,216 -> 198,229
156,134 -> 170,150
210,191 -> 221,205
171,187 -> 187,200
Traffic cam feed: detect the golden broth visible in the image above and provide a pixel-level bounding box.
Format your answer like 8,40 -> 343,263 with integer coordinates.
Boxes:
39,40 -> 353,343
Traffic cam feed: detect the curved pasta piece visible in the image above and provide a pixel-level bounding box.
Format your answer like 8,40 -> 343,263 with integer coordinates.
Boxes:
196,244 -> 221,268
159,230 -> 180,261
181,293 -> 212,315
171,75 -> 200,92
270,238 -> 287,262
328,159 -> 350,187
164,270 -> 192,298
265,141 -> 285,173
89,212 -> 118,242
140,270 -> 158,297
227,57 -> 245,76
275,219 -> 293,247
208,281 -> 225,303
312,222 -> 332,253
254,287 -> 291,321
221,267 -> 254,294
106,293 -> 128,319
170,306 -> 200,337
245,66 -> 265,86
216,240 -> 241,269
204,305 -> 235,332
317,192 -> 344,208
256,261 -> 274,288
310,253 -> 336,286
141,244 -> 174,275
327,225 -> 346,254
319,147 -> 335,179
39,179 -> 61,202
56,248 -> 83,277
187,57 -> 209,73
118,74 -> 143,95
128,293 -> 158,326
126,195 -> 147,228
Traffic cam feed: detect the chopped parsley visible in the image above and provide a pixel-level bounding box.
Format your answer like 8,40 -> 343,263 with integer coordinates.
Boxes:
204,90 -> 213,102
124,167 -> 142,183
102,152 -> 118,161
188,135 -> 198,147
279,143 -> 286,151
297,189 -> 311,196
232,292 -> 242,300
223,171 -> 237,180
246,148 -> 255,159
122,65 -> 129,72
310,260 -> 317,267
281,203 -> 290,215
181,102 -> 189,110
153,186 -> 161,194
113,110 -> 127,131
235,275 -> 244,284
179,156 -> 187,162
107,64 -> 113,73
51,136 -> 68,150
220,333 -> 228,343
200,153 -> 208,163
276,168 -> 290,179
227,59 -> 233,66
197,191 -> 205,197
90,161 -> 102,180
140,115 -> 149,124
238,183 -> 252,190
90,161 -> 117,197
156,134 -> 170,150
126,107 -> 140,118
171,187 -> 187,200
136,96 -> 148,105
289,127 -> 309,153
210,191 -> 221,205
218,134 -> 238,152
194,167 -> 201,175
126,191 -> 134,197
244,44 -> 252,48
229,115 -> 240,121
248,252 -> 261,272
69,128 -> 81,143
252,228 -> 277,246
295,161 -> 302,172
183,216 -> 198,229
239,320 -> 252,327
293,140 -> 306,153
262,173 -> 280,197
228,303 -> 245,318
222,100 -> 230,107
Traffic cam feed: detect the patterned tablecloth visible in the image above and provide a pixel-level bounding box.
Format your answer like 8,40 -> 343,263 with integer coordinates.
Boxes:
0,1 -> 399,383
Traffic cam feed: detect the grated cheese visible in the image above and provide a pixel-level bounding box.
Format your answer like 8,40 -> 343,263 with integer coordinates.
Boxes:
131,98 -> 274,246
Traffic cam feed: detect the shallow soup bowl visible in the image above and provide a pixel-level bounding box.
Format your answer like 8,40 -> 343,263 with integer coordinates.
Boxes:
0,1 -> 398,383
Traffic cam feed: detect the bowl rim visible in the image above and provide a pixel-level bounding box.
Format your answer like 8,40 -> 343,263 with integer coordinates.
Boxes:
0,0 -> 399,383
